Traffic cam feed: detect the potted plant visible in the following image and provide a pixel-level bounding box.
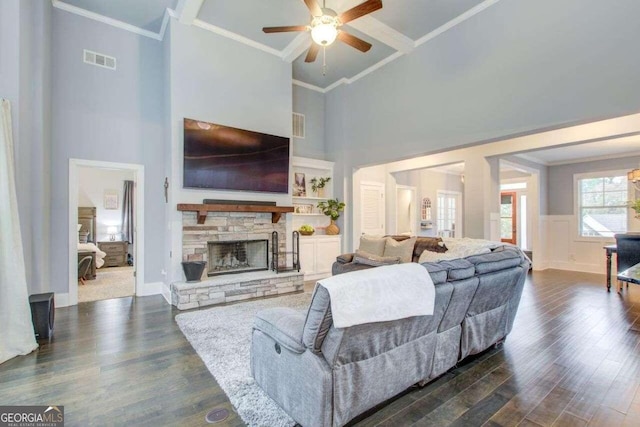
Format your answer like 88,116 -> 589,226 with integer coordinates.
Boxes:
317,198 -> 346,235
628,199 -> 640,218
310,177 -> 331,198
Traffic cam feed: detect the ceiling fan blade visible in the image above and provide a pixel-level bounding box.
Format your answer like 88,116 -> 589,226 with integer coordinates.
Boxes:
304,0 -> 323,17
338,0 -> 382,24
337,31 -> 372,52
263,25 -> 308,33
305,43 -> 320,63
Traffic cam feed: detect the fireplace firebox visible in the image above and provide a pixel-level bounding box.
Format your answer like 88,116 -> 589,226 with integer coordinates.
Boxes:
207,239 -> 268,276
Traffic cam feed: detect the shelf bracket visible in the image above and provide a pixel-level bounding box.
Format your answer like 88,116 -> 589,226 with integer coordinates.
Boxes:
197,210 -> 207,224
272,212 -> 282,224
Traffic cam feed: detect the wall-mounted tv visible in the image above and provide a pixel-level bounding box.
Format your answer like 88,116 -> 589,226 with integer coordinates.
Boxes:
183,118 -> 290,193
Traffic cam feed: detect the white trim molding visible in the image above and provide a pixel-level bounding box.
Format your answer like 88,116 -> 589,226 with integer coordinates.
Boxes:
137,282 -> 164,297
52,0 -> 169,41
192,19 -> 282,57
176,0 -> 205,25
292,79 -> 326,94
68,159 -> 145,306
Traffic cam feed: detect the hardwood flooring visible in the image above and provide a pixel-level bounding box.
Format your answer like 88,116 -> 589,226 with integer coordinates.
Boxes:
1,270 -> 639,426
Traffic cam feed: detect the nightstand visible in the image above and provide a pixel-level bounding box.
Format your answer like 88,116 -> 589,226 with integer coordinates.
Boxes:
98,241 -> 128,267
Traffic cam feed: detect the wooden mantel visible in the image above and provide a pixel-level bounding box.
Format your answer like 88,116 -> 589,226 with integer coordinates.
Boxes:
177,203 -> 295,225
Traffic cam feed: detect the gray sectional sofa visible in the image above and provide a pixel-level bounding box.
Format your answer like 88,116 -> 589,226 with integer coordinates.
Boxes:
251,246 -> 530,427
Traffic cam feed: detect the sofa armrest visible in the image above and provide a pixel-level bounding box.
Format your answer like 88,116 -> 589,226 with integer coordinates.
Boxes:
336,253 -> 355,264
254,308 -> 306,354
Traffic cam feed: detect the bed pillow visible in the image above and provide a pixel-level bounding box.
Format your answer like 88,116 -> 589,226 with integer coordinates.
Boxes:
353,250 -> 401,267
358,235 -> 387,257
383,236 -> 416,263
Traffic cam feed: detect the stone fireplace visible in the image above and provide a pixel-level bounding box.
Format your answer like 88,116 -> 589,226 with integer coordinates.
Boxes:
172,207 -> 304,310
208,239 -> 268,276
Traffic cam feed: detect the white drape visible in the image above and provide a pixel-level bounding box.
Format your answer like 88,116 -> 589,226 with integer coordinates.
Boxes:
0,99 -> 38,364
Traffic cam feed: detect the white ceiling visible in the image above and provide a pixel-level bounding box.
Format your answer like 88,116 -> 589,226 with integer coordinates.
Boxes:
515,136 -> 640,166
53,0 -> 495,91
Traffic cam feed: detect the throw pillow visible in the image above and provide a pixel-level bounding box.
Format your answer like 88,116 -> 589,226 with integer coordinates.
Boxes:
383,236 -> 416,263
358,235 -> 387,257
353,250 -> 401,267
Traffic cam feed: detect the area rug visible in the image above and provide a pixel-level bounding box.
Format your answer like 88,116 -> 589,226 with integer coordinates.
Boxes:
78,266 -> 135,303
175,292 -> 313,427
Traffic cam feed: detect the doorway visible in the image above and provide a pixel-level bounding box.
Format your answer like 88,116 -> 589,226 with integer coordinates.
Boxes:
500,192 -> 517,244
396,185 -> 416,235
69,159 -> 144,306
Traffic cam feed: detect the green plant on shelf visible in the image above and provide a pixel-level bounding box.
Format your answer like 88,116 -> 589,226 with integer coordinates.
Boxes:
317,198 -> 346,221
310,177 -> 331,195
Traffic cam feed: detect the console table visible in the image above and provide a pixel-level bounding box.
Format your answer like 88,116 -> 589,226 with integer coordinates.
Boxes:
604,244 -> 617,291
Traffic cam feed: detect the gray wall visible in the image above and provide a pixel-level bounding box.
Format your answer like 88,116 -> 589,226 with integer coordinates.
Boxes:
548,156 -> 640,215
51,10 -> 166,292
326,0 -> 640,219
1,0 -> 52,293
166,20 -> 292,282
292,85 -> 325,159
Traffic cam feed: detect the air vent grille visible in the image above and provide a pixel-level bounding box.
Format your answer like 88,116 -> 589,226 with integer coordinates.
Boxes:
292,113 -> 305,139
83,49 -> 116,70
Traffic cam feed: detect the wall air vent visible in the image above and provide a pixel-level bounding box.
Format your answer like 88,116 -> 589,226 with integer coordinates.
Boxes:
292,113 -> 305,139
83,49 -> 116,70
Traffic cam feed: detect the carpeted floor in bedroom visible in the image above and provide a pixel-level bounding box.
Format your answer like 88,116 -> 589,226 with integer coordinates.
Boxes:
78,266 -> 135,302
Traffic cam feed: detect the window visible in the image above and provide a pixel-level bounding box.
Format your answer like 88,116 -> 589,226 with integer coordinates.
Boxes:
577,173 -> 628,238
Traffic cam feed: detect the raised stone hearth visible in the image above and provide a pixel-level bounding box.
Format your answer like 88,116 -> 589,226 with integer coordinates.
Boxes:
171,270 -> 304,310
173,209 -> 299,310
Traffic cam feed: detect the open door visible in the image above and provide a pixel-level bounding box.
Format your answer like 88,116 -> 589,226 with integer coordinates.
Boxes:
500,192 -> 517,244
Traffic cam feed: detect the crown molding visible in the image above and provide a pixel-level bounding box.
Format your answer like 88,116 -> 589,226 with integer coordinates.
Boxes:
292,80 -> 326,93
415,0 -> 501,47
51,0 -> 165,41
192,19 -> 282,57
52,0 -> 502,93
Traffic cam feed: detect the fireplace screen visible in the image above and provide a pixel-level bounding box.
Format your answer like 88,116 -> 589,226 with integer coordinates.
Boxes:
207,239 -> 268,276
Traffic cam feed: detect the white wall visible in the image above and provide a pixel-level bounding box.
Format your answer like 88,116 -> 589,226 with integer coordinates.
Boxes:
77,167 -> 134,242
167,19 -> 293,283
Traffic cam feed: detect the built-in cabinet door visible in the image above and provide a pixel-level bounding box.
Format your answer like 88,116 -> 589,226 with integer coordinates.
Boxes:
315,238 -> 341,275
299,236 -> 342,280
299,239 -> 316,276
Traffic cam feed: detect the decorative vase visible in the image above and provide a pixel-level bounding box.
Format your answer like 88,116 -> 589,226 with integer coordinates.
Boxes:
316,188 -> 325,198
181,261 -> 206,282
325,219 -> 339,235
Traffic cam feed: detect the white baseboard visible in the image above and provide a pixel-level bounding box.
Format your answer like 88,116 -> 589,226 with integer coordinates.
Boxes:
136,281 -> 164,297
162,283 -> 172,305
547,261 -> 603,275
54,292 -> 70,307
532,261 -> 549,271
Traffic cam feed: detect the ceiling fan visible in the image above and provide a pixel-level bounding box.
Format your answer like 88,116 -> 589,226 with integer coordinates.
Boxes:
262,0 -> 383,63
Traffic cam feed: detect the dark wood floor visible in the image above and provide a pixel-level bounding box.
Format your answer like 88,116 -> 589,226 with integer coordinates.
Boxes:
1,270 -> 639,426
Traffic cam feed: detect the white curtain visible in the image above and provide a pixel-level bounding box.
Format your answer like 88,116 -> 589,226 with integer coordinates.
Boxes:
0,99 -> 38,364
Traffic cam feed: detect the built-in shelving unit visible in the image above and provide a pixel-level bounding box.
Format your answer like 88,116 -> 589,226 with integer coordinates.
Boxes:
290,157 -> 341,279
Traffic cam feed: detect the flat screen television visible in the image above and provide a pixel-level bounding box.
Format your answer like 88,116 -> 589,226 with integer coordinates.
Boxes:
183,118 -> 290,193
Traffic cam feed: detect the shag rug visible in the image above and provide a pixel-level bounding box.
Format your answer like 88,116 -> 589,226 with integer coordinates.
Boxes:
175,292 -> 313,427
78,266 -> 135,303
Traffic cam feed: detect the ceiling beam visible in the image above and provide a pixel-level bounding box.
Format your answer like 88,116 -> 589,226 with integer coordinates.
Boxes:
282,33 -> 311,63
176,0 -> 205,24
337,0 -> 414,54
345,16 -> 414,54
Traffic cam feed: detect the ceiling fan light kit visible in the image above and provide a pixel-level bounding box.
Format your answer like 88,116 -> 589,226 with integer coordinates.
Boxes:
262,0 -> 382,68
310,12 -> 339,46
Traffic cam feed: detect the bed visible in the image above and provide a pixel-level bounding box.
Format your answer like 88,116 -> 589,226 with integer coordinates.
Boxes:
78,207 -> 106,279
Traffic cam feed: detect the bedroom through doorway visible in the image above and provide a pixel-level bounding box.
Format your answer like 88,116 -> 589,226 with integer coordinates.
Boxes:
74,163 -> 139,303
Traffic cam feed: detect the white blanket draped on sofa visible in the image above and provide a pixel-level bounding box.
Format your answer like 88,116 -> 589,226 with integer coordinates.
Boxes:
0,99 -> 38,364
318,263 -> 435,328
